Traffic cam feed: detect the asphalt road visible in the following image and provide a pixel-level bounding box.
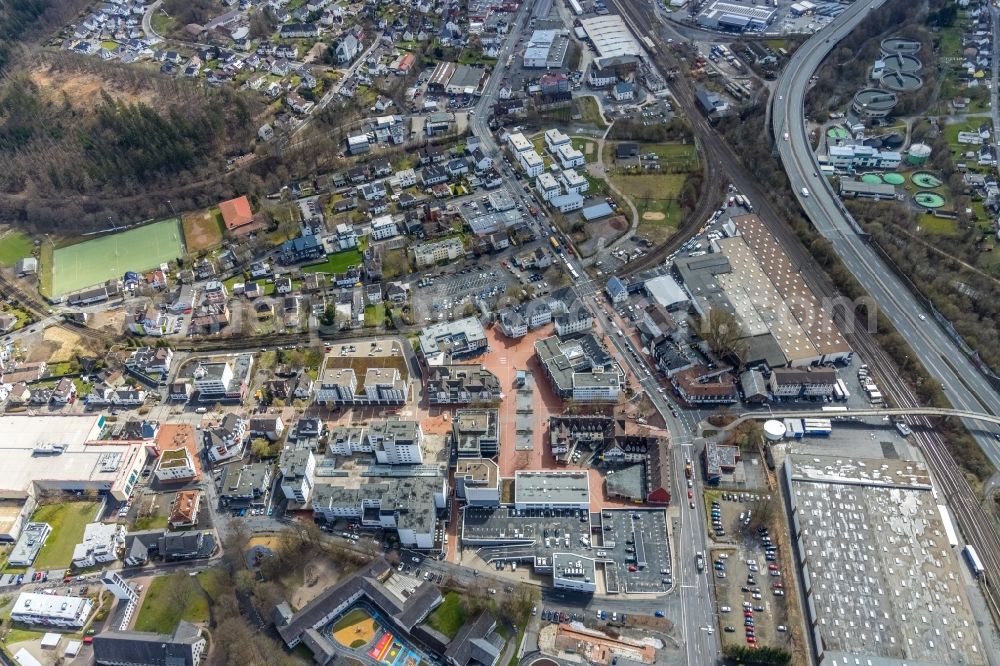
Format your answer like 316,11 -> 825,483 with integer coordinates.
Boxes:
465,5 -> 715,658
771,0 -> 1000,466
769,0 -> 1000,630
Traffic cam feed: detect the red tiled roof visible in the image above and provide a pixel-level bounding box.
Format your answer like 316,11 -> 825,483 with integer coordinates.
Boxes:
218,196 -> 254,230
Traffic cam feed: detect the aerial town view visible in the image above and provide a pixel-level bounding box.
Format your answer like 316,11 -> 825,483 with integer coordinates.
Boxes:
0,0 -> 1000,664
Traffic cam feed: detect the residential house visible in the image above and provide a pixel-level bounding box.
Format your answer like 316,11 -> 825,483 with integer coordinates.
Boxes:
249,415 -> 285,441
336,34 -> 361,64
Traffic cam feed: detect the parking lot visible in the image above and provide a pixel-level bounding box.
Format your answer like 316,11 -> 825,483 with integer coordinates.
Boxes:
411,266 -> 518,322
461,507 -> 670,594
706,493 -> 791,651
703,489 -> 770,544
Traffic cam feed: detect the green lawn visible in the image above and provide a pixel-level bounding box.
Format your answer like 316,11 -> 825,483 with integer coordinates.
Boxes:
302,248 -> 363,274
4,627 -> 44,644
609,171 -> 687,230
574,97 -> 607,129
0,231 -> 34,267
31,502 -> 101,569
150,10 -> 176,36
939,27 -> 963,59
134,573 -> 210,633
425,592 -> 466,639
916,215 -> 959,236
364,304 -> 386,328
132,514 -> 169,531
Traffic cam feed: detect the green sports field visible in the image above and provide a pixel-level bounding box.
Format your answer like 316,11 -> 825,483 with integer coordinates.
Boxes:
52,219 -> 184,296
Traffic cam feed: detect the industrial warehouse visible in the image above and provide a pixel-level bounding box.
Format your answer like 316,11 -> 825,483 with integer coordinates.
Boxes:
697,1 -> 777,31
579,16 -> 642,65
672,214 -> 852,367
782,456 -> 987,666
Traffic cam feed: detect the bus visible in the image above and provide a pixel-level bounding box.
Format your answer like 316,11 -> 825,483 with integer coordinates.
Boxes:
742,195 -> 754,212
642,35 -> 656,51
821,406 -> 848,413
832,383 -> 844,401
550,236 -> 561,252
964,544 -> 985,577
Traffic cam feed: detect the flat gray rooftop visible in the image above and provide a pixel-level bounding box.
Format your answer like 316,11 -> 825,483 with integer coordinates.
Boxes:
784,455 -> 986,665
515,471 -> 590,506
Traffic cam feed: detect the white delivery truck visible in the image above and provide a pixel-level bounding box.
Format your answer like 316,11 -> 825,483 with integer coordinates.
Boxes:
801,187 -> 810,197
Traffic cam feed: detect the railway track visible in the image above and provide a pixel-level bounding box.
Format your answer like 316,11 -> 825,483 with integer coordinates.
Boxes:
611,0 -> 1000,610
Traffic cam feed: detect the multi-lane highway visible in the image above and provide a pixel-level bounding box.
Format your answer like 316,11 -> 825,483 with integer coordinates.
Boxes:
770,0 -> 1000,617
772,0 -> 1000,457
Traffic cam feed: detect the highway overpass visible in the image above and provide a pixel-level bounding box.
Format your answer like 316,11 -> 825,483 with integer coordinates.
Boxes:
721,407 -> 1000,430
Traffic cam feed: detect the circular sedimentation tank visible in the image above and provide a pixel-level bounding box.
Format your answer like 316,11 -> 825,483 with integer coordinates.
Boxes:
861,173 -> 884,184
853,88 -> 898,117
912,171 -> 943,188
914,191 -> 946,208
881,37 -> 922,56
883,172 -> 905,185
881,53 -> 922,75
880,70 -> 923,92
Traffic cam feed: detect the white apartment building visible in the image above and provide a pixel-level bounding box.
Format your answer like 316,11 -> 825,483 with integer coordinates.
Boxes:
312,476 -> 446,549
507,132 -> 533,153
326,426 -> 370,456
193,362 -> 232,395
518,149 -> 545,177
279,449 -> 316,504
364,368 -> 408,403
12,593 -> 93,628
413,238 -> 465,268
560,168 -> 588,194
314,367 -> 358,404
554,143 -> 584,169
393,168 -> 417,188
154,447 -> 198,483
536,172 -> 561,201
72,522 -> 125,569
370,215 -> 399,240
368,419 -> 423,465
544,128 -> 571,152
571,370 -> 622,402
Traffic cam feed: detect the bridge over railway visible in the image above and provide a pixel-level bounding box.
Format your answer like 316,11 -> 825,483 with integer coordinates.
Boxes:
720,408 -> 1000,430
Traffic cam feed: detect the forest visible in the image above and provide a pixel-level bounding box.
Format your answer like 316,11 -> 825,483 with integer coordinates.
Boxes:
0,53 -> 264,230
0,0 -> 90,74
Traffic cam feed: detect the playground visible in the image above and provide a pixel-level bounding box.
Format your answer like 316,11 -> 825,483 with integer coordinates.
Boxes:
331,608 -> 379,649
51,218 -> 184,296
326,605 -> 427,666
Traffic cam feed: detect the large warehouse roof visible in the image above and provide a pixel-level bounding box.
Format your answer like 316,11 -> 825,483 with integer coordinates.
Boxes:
579,16 -> 641,60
